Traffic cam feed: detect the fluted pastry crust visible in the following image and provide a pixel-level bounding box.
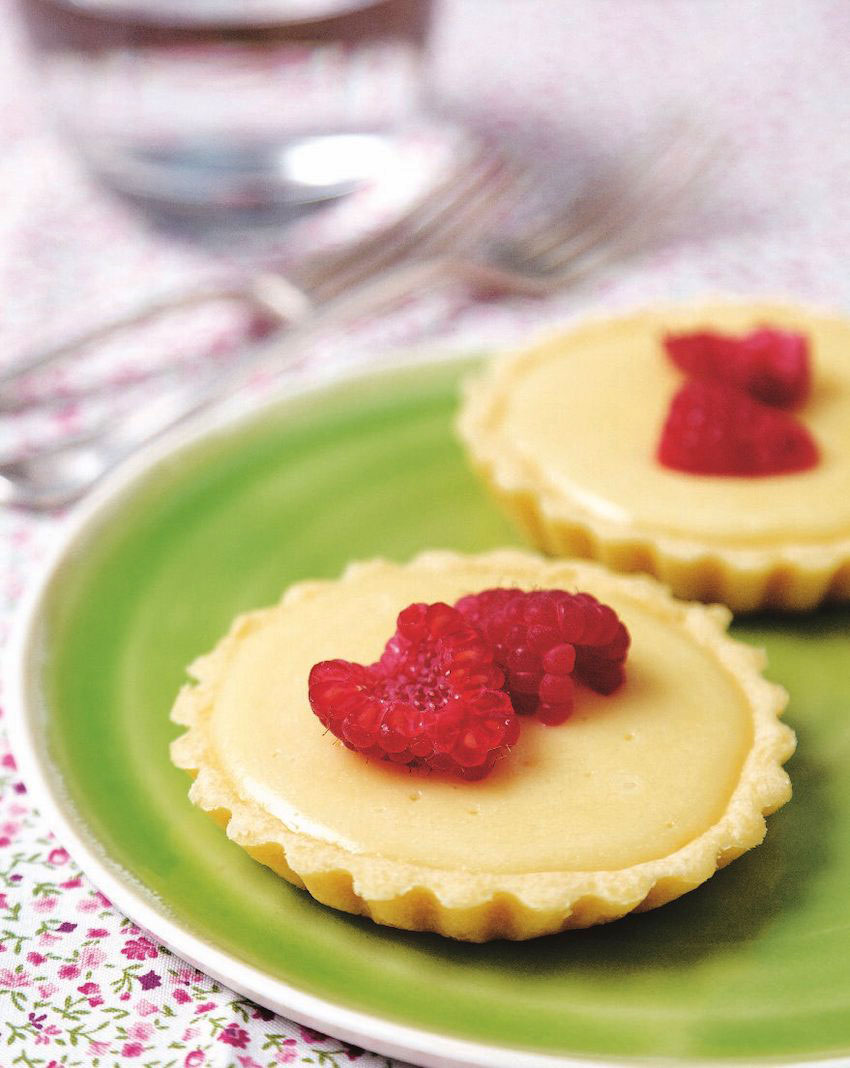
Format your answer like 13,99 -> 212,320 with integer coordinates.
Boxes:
457,301 -> 850,612
171,550 -> 794,942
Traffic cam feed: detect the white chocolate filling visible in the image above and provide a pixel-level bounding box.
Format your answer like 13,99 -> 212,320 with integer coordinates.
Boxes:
209,556 -> 753,873
494,304 -> 850,547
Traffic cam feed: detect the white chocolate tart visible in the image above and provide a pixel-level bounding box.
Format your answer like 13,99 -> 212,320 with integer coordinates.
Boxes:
458,301 -> 850,611
170,549 -> 794,942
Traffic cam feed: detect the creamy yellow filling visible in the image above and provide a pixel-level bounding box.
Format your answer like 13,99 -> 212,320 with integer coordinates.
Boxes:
210,559 -> 753,874
496,304 -> 850,546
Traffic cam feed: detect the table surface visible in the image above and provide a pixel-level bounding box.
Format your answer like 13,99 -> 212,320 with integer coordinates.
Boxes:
2,2 -> 850,1066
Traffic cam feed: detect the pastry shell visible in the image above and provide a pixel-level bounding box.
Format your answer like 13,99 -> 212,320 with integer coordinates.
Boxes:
170,550 -> 794,942
457,301 -> 850,612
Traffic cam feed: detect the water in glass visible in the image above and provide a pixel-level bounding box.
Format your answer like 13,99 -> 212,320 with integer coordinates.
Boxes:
17,0 -> 435,216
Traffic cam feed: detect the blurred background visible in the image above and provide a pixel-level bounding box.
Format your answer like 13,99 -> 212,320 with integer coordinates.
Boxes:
3,0 -> 850,465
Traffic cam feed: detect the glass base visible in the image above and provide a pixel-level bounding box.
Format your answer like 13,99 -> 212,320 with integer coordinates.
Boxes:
85,130 -> 423,215
89,121 -> 472,252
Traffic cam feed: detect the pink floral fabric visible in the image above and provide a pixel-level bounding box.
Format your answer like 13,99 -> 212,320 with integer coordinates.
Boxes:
0,735 -> 398,1066
0,751 -> 400,1068
3,1 -> 850,1065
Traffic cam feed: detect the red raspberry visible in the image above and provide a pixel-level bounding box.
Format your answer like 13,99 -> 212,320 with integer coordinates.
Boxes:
664,327 -> 810,408
454,588 -> 630,725
658,379 -> 819,476
308,602 -> 519,780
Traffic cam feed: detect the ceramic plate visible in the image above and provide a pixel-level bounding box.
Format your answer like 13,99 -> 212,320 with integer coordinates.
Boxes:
8,353 -> 850,1068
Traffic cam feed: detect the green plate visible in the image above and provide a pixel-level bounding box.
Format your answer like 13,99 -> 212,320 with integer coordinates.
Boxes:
9,354 -> 850,1067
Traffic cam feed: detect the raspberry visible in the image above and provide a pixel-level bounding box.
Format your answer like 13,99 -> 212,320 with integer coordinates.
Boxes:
658,379 -> 819,476
308,602 -> 519,780
664,327 -> 810,408
454,588 -> 630,725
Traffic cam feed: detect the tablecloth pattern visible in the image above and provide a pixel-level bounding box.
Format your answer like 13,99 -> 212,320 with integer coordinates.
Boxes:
3,2 -> 850,1065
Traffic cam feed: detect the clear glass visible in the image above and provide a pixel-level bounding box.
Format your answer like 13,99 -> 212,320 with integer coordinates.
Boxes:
15,0 -> 436,217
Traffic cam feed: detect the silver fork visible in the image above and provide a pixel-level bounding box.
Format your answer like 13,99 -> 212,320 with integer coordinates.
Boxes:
0,139 -> 520,402
0,124 -> 717,511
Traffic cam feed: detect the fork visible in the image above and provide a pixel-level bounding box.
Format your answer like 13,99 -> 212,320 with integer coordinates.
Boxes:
0,124 -> 717,511
0,138 -> 520,402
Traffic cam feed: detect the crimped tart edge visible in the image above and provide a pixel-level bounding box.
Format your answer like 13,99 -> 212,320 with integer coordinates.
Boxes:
170,549 -> 795,942
456,303 -> 850,613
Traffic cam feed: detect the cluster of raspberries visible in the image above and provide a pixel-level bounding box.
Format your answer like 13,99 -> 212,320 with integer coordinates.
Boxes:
657,327 -> 819,476
308,588 -> 629,780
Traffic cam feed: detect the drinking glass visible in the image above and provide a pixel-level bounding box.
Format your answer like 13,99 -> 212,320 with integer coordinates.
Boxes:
15,0 -> 437,217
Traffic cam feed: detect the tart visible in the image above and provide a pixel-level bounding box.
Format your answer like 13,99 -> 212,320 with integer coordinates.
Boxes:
458,301 -> 850,611
170,549 -> 794,942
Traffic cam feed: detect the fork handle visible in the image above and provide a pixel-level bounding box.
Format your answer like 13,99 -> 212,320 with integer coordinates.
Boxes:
0,258 -> 455,511
0,274 -> 314,392
96,256 -> 453,443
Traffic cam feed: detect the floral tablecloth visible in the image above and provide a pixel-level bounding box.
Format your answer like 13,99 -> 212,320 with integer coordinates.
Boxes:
2,2 -> 850,1065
